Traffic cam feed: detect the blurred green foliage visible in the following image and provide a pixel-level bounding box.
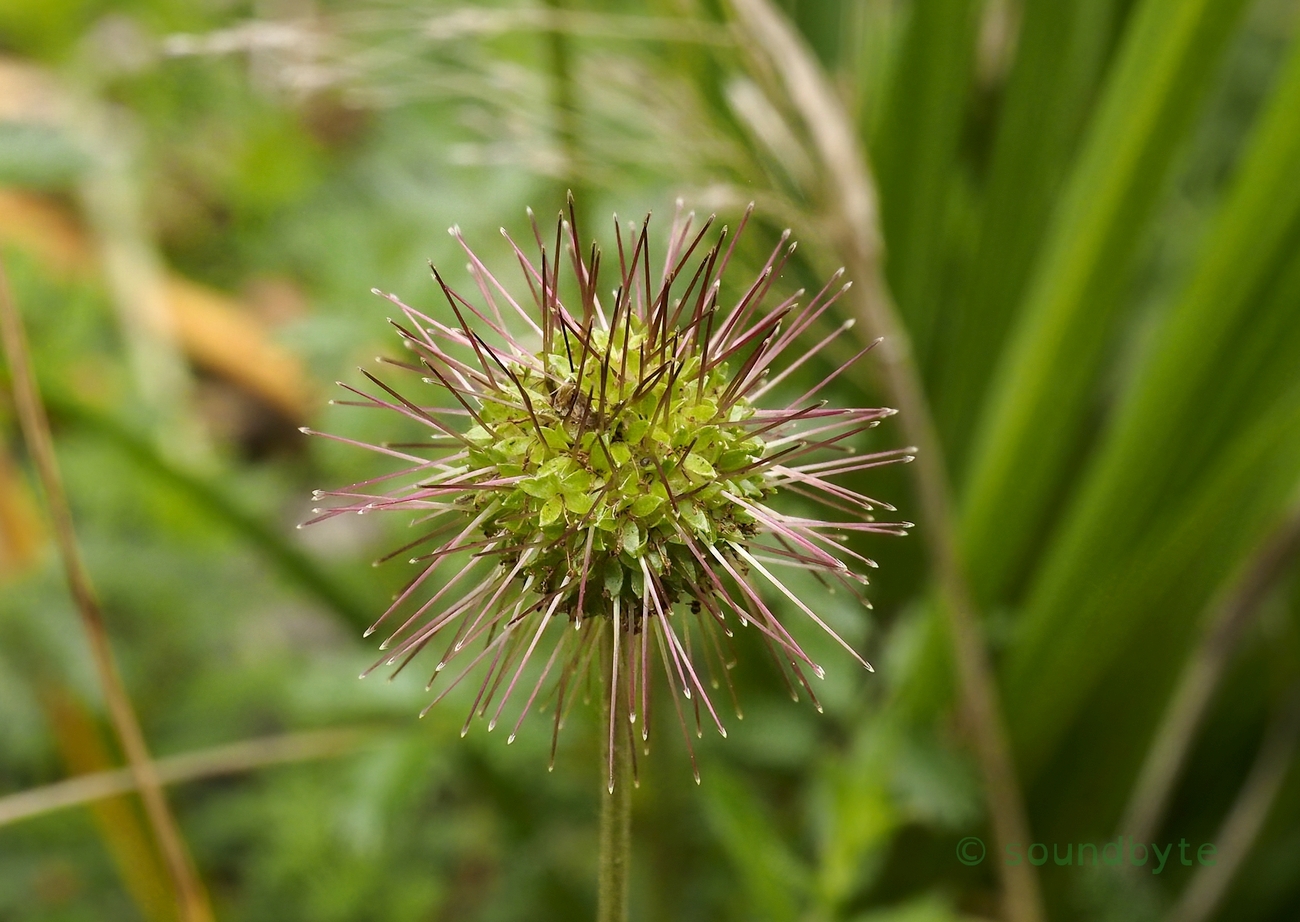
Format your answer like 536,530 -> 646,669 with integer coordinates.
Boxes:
1,1 -> 1299,921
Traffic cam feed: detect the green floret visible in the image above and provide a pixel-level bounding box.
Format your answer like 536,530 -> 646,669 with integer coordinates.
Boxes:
461,315 -> 771,620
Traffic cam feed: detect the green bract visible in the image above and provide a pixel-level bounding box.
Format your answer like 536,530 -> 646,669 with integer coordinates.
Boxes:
466,315 -> 769,618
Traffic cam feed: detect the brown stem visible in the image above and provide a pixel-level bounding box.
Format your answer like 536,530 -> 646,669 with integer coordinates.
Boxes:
0,260 -> 213,922
725,4 -> 1044,921
1166,683 -> 1300,922
0,727 -> 370,828
1121,502 -> 1300,844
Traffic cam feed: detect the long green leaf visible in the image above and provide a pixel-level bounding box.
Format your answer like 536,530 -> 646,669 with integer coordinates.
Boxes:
933,0 -> 1121,468
868,0 -> 979,368
1003,32 -> 1300,771
48,394 -> 374,631
958,0 -> 1250,604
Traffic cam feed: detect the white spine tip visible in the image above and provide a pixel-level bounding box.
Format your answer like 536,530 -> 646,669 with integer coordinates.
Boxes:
720,728 -> 728,739
813,666 -> 826,680
507,734 -> 516,744
460,728 -> 469,738
865,662 -> 876,673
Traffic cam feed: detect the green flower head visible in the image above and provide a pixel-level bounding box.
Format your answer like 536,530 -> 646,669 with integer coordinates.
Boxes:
305,198 -> 911,786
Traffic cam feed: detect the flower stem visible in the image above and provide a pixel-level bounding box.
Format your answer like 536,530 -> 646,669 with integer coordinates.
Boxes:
597,625 -> 631,922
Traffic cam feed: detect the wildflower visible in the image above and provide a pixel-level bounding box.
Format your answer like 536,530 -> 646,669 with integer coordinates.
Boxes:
303,198 -> 911,786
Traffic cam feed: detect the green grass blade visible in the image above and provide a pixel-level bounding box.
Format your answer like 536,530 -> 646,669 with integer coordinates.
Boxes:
48,394 -> 374,631
1010,381 -> 1300,774
958,0 -> 1251,604
868,0 -> 979,367
933,0 -> 1121,468
1002,33 -> 1300,771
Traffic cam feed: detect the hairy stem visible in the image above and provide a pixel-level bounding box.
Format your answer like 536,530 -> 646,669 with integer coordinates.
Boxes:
597,624 -> 632,922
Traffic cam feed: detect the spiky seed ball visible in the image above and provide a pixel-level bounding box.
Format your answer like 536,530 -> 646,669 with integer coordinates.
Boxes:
303,199 -> 912,787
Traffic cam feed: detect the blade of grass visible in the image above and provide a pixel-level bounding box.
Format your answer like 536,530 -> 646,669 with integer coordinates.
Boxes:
1004,31 -> 1300,771
42,689 -> 175,922
868,0 -> 979,368
0,259 -> 213,922
934,0 -> 1122,468
1012,379 -> 1300,775
42,392 -> 373,631
1165,682 -> 1300,922
1120,502 -> 1300,844
704,768 -> 810,922
0,726 -> 373,827
959,0 -> 1251,605
724,3 -> 1044,921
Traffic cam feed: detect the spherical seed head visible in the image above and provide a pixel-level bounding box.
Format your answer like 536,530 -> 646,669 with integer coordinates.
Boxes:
468,312 -> 770,620
304,200 -> 910,784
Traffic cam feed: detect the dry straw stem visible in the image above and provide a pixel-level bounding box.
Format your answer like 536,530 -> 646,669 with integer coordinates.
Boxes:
0,727 -> 371,828
0,261 -> 213,922
1122,501 -> 1300,844
725,2 -> 1044,921
1166,683 -> 1300,922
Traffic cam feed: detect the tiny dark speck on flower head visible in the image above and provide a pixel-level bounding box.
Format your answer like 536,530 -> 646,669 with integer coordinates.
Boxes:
303,196 -> 912,788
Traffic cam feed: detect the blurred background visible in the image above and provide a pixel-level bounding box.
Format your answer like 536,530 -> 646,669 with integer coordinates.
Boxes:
2,0 -> 1299,920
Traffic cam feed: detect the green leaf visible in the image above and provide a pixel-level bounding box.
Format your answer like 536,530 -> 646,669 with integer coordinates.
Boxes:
703,769 -> 810,922
562,490 -> 594,515
631,493 -> 665,518
683,453 -> 716,479
604,563 -> 625,596
609,441 -> 632,466
934,0 -> 1123,465
960,0 -> 1252,604
869,0 -> 980,365
520,476 -> 558,500
620,520 -> 643,557
1002,34 -> 1300,773
539,495 -> 564,527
